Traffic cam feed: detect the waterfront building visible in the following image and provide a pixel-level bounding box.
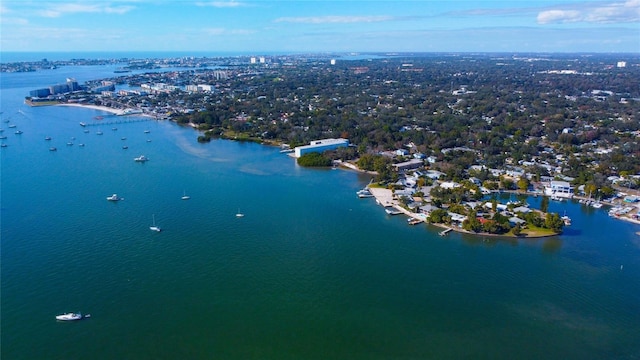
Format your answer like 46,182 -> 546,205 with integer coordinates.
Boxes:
393,159 -> 423,172
293,138 -> 349,158
66,78 -> 79,91
544,180 -> 574,198
29,88 -> 51,98
49,83 -> 70,95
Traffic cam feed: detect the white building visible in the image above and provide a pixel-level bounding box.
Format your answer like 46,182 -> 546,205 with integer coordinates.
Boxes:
294,138 -> 349,158
544,180 -> 574,198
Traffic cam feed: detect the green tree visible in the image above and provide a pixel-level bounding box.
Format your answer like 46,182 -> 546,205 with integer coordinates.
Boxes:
517,177 -> 530,192
540,196 -> 549,213
545,213 -> 564,232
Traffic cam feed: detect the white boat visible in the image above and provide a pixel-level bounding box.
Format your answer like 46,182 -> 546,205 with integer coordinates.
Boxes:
357,188 -> 374,198
55,312 -> 84,321
236,209 -> 244,217
591,201 -> 603,209
134,155 -> 149,162
385,208 -> 402,215
150,214 -> 161,232
106,194 -> 121,201
181,190 -> 190,200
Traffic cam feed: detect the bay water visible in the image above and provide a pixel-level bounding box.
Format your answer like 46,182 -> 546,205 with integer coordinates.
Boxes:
1,64 -> 639,359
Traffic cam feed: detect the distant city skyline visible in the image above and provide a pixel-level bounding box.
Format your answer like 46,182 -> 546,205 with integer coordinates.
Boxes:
1,0 -> 639,54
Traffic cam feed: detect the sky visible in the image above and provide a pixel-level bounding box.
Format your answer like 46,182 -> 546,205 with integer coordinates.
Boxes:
0,0 -> 639,54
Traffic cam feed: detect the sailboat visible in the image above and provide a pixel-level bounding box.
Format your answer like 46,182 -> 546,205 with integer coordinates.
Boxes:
181,190 -> 190,200
150,214 -> 161,232
235,208 -> 244,217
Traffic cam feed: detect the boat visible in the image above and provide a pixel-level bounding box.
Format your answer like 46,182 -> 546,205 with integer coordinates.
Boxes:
8,124 -> 16,128
49,147 -> 57,151
1,143 -> 7,147
45,136 -> 52,140
134,155 -> 149,162
385,208 -> 402,215
181,191 -> 190,200
67,142 -> 73,146
150,214 -> 161,232
408,218 -> 423,225
236,209 -> 244,217
561,215 -> 571,226
55,312 -> 85,321
357,188 -> 374,198
106,194 -> 121,201
79,122 -> 86,127
0,135 -> 7,139
144,130 -> 150,134
96,131 -> 103,135
79,143 -> 85,147
15,130 -> 23,134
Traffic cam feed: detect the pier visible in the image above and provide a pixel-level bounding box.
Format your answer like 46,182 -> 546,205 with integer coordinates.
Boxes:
80,118 -> 151,127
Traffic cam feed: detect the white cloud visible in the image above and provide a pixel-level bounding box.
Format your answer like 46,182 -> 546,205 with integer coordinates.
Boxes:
537,10 -> 582,24
274,15 -> 395,24
537,0 -> 640,24
37,3 -> 135,18
196,1 -> 248,8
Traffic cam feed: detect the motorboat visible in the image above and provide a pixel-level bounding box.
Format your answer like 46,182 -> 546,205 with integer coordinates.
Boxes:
45,136 -> 52,141
55,312 -> 84,321
134,155 -> 149,162
106,194 -> 121,201
357,188 -> 374,198
49,147 -> 57,151
385,208 -> 402,215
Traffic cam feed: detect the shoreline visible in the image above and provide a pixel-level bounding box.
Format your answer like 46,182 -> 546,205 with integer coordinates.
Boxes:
367,187 -> 559,239
56,103 -> 156,118
55,103 -> 123,115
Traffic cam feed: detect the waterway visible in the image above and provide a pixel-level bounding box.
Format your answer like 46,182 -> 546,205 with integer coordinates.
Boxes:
1,63 -> 639,359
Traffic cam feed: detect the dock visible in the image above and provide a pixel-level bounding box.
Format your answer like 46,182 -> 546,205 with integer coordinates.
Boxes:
80,118 -> 151,127
439,228 -> 453,236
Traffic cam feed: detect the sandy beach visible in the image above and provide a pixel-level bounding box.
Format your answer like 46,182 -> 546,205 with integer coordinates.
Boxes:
56,103 -> 124,115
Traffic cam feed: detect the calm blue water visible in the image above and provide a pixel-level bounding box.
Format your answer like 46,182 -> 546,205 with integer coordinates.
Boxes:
2,64 -> 640,359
